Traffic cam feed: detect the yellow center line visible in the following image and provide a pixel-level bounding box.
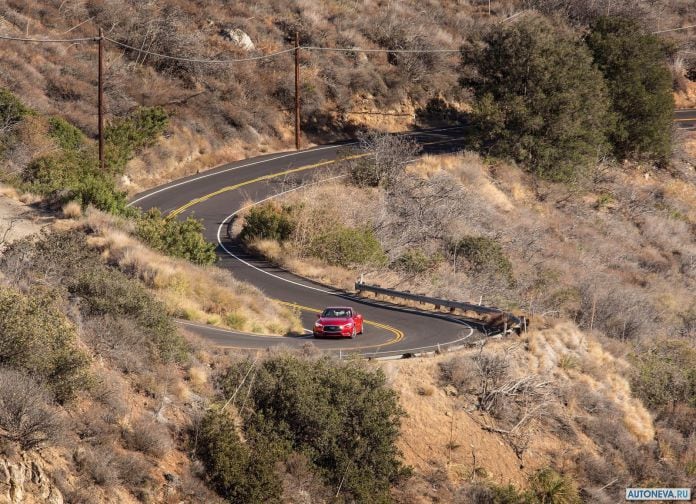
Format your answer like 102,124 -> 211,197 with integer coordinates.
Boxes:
167,153 -> 367,218
274,300 -> 404,350
166,137 -> 460,218
167,135 -> 462,349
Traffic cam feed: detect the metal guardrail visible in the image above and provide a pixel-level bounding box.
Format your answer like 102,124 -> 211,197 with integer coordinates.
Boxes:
354,281 -> 524,332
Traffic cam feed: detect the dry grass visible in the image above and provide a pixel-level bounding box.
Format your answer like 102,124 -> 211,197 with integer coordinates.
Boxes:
236,180 -> 379,290
82,209 -> 302,335
408,153 -> 516,212
388,322 -> 652,488
674,82 -> 696,109
248,238 -> 356,290
257,147 -> 696,350
401,322 -> 660,496
61,201 -> 82,219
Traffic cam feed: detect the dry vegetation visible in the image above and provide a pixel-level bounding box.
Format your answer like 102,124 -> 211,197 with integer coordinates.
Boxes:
255,145 -> 696,344
1,1 -> 696,502
239,137 -> 696,500
0,205 -> 227,503
0,0 -> 694,192
80,209 -> 302,334
390,322 -> 694,503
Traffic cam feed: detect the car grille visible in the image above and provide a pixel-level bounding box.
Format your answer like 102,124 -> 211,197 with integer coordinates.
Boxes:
323,325 -> 340,332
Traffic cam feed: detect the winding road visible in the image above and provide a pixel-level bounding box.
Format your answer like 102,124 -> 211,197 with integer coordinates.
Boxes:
131,127 -> 479,357
132,112 -> 696,357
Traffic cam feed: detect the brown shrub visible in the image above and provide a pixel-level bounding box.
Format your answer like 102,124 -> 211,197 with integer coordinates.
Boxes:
0,367 -> 62,450
122,416 -> 172,458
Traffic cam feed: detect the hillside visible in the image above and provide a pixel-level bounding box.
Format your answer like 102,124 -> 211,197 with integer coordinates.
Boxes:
0,1 -> 695,503
0,0 -> 694,192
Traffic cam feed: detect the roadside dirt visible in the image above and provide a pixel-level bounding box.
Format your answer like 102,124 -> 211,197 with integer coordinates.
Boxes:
0,188 -> 51,248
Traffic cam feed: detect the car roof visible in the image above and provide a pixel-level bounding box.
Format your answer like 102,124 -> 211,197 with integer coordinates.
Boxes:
323,306 -> 353,310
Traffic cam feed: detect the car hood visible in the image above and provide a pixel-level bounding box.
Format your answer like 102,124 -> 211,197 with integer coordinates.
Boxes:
317,317 -> 351,324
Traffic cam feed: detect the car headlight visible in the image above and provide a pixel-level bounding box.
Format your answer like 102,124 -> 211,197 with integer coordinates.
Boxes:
314,322 -> 323,328
343,322 -> 353,328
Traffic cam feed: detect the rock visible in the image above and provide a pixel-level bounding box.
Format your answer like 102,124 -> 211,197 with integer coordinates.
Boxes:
164,472 -> 178,484
444,385 -> 458,397
0,455 -> 64,504
219,28 -> 255,51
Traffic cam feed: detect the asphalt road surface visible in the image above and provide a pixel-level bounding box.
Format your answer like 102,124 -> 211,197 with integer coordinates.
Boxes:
131,127 -> 480,357
132,110 -> 695,357
675,108 -> 696,130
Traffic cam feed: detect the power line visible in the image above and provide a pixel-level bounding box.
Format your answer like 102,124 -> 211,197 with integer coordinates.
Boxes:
0,30 -> 463,63
0,33 -> 97,43
104,36 -> 296,63
303,46 -> 460,54
653,24 -> 696,34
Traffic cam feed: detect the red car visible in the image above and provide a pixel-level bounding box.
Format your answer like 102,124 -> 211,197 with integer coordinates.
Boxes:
313,306 -> 364,338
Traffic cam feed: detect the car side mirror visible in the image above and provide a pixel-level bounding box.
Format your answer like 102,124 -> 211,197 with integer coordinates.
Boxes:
316,313 -> 321,318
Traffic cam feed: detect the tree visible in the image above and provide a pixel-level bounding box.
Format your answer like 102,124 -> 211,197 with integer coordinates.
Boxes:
197,408 -> 282,504
586,17 -> 674,164
461,15 -> 611,181
349,131 -> 421,188
223,356 -> 409,503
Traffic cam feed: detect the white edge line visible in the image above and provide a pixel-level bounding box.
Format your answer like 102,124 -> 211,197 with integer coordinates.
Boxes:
216,176 -> 346,294
128,144 -> 345,207
128,125 -> 465,207
177,319 -> 313,337
215,173 -> 477,351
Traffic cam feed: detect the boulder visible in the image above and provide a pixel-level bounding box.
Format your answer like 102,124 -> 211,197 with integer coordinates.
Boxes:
219,28 -> 255,51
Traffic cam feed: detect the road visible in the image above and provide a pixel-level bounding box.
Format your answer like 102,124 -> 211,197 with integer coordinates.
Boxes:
131,127 -> 480,357
132,110 -> 696,356
675,108 -> 696,130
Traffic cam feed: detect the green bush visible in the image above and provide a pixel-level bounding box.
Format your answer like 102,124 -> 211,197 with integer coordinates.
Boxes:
461,15 -> 611,181
135,208 -> 217,265
450,236 -> 513,282
630,339 -> 696,410
0,286 -> 90,402
527,468 -> 581,504
221,355 -> 409,503
483,468 -> 580,504
239,203 -> 296,243
2,231 -> 188,364
586,17 -> 674,163
24,151 -> 129,214
105,106 -> 168,173
349,157 -> 382,187
390,249 -> 438,274
0,88 -> 31,126
197,408 -> 283,504
71,266 -> 187,363
48,116 -> 84,151
309,225 -> 387,268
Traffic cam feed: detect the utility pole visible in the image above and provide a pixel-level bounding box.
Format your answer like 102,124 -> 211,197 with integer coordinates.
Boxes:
294,32 -> 301,150
98,27 -> 105,170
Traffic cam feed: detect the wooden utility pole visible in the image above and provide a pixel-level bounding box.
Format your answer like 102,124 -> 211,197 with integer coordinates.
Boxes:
294,32 -> 301,150
98,27 -> 105,170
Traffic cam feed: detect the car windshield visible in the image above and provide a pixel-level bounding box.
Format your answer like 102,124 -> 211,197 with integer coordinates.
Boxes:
322,308 -> 351,318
